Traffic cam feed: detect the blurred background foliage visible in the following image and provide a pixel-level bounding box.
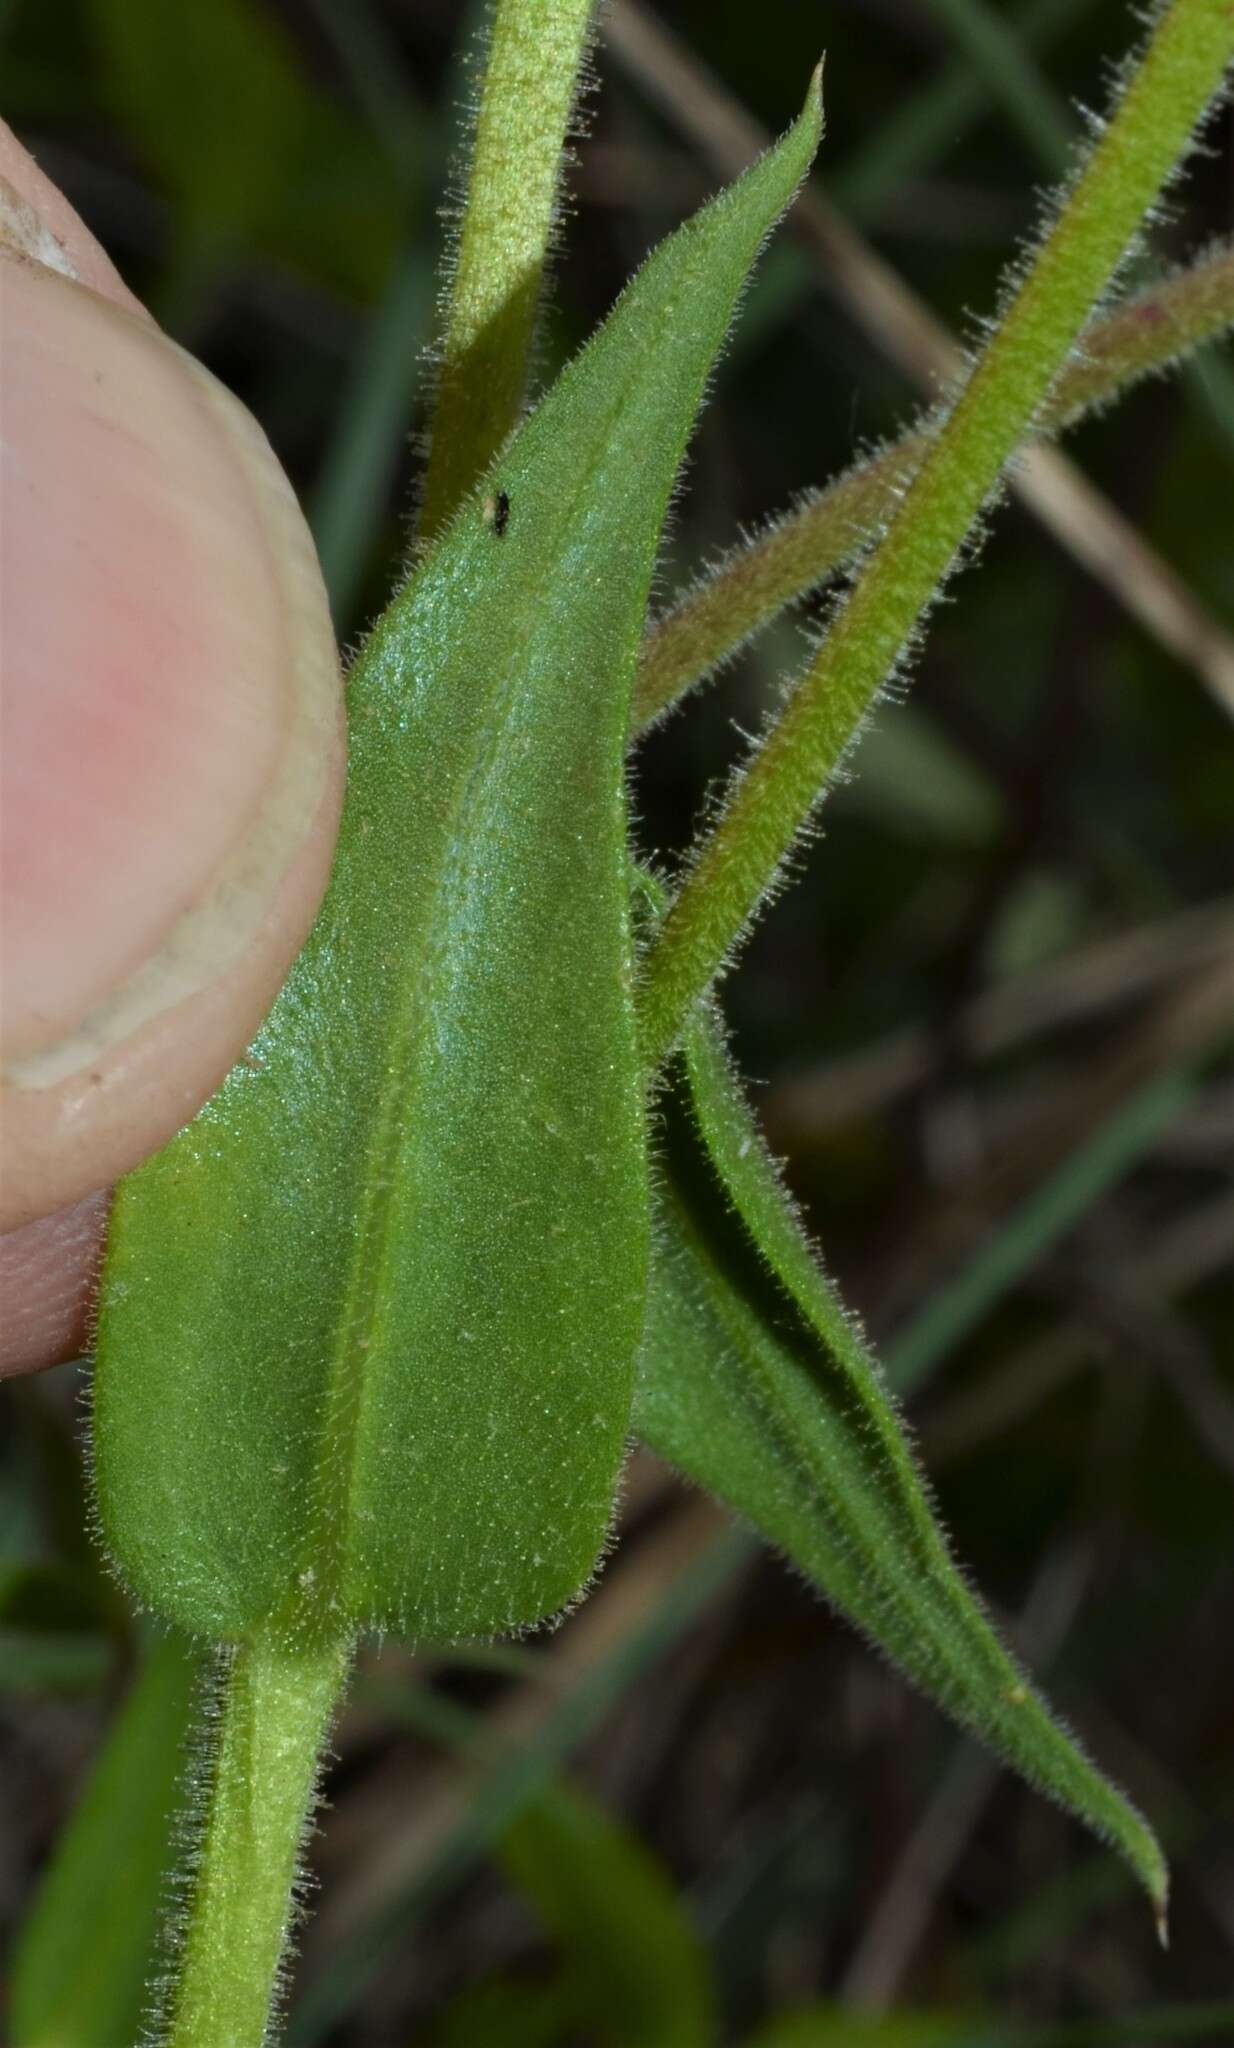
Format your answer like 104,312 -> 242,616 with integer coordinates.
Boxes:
2,1 -> 1233,2043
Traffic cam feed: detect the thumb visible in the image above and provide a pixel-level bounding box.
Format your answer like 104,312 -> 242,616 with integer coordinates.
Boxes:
0,127 -> 345,1371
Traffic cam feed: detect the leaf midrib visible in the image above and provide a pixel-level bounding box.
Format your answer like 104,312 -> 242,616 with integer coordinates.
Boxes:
654,1188 -> 1159,1863
661,1185 -> 1026,1689
295,316 -> 691,1624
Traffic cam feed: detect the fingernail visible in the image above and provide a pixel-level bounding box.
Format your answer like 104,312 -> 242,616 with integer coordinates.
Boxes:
0,172 -> 80,280
0,242 -> 342,1087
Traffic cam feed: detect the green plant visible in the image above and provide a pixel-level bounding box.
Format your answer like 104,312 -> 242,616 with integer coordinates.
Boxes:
21,2 -> 1234,2042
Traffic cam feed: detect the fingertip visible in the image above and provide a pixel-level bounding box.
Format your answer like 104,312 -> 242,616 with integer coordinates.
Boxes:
0,195 -> 345,1236
0,1191 -> 108,1379
0,117 -> 148,316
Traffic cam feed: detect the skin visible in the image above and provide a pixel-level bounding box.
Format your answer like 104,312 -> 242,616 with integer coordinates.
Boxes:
0,125 -> 346,1375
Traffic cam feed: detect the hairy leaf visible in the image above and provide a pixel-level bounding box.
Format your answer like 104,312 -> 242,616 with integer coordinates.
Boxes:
632,1011 -> 1167,1921
92,80 -> 824,1642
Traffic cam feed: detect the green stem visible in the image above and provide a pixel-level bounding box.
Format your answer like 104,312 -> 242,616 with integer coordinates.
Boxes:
418,0 -> 596,540
631,242 -> 1234,733
638,0 -> 1234,1069
163,1629 -> 350,2048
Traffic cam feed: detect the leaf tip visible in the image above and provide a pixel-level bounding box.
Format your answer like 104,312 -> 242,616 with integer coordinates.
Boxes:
804,56 -> 825,137
1136,1828 -> 1169,1949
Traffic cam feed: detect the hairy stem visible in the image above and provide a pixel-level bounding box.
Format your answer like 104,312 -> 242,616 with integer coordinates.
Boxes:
162,1629 -> 350,2048
631,240 -> 1234,734
638,0 -> 1234,1068
418,0 -> 596,540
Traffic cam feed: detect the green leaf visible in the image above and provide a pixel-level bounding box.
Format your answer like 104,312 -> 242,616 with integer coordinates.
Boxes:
373,1682 -> 714,2048
631,1008 -> 1167,1924
499,1782 -> 715,2048
9,1635 -> 198,2048
92,79 -> 825,1644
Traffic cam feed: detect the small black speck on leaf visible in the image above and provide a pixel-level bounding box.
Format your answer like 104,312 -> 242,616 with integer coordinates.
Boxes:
493,489 -> 510,537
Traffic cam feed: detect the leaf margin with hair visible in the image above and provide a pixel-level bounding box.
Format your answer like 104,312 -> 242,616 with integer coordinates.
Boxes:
91,76 -> 825,1646
631,238 -> 1234,734
632,1005 -> 1168,1925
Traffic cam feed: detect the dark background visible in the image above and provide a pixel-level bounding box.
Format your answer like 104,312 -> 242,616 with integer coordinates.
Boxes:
2,2 -> 1233,2042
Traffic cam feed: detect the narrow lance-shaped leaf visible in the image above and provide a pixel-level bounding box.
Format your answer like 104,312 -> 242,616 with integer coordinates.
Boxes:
92,79 -> 825,1644
398,1685 -> 715,2048
496,1782 -> 715,2048
632,1004 -> 1167,1923
9,1634 -> 199,2048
